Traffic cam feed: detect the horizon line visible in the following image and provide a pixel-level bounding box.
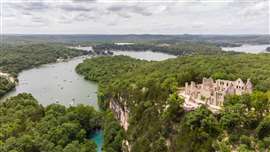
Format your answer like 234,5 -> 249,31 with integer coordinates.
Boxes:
1,33 -> 270,36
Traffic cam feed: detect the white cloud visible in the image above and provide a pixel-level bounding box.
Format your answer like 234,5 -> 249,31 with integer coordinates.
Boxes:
1,0 -> 269,34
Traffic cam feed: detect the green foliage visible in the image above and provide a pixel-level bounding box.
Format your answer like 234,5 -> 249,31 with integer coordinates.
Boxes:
0,44 -> 86,75
76,55 -> 146,84
76,55 -> 146,110
0,93 -> 100,152
213,140 -> 231,152
162,93 -> 184,123
218,92 -> 270,151
77,54 -> 270,151
240,135 -> 252,147
103,111 -> 124,152
256,115 -> 270,139
172,107 -> 221,152
0,77 -> 15,96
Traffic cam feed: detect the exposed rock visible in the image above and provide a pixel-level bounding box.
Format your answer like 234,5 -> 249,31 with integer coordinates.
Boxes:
109,99 -> 129,131
109,98 -> 131,151
122,140 -> 131,152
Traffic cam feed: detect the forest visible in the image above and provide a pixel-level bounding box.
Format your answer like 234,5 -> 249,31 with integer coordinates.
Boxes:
0,77 -> 15,97
76,54 -> 270,151
2,40 -> 270,151
0,43 -> 125,152
0,93 -> 100,152
0,44 -> 88,76
3,34 -> 270,45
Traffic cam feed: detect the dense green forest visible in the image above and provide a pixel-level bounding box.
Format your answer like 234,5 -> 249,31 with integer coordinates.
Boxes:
77,54 -> 270,151
0,44 -> 87,76
0,44 -> 125,152
0,93 -> 101,152
76,56 -> 138,151
0,77 -> 15,97
76,56 -> 146,85
0,43 -> 88,97
2,39 -> 270,151
3,34 -> 270,45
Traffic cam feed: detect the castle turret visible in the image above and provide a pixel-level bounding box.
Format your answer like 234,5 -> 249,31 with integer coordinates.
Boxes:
202,77 -> 207,84
236,78 -> 244,87
213,91 -> 218,106
209,77 -> 214,84
191,81 -> 195,89
246,78 -> 253,94
185,82 -> 189,94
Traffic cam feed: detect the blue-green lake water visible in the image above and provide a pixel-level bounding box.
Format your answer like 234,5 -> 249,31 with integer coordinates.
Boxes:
90,130 -> 104,152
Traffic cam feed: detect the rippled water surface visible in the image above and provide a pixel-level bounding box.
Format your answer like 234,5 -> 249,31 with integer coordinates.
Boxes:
2,56 -> 98,108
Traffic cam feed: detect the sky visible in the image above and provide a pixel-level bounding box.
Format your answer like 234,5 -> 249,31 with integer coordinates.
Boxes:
0,0 -> 269,34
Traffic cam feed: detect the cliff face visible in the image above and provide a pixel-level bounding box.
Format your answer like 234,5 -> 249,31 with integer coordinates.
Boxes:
109,98 -> 129,131
109,97 -> 132,151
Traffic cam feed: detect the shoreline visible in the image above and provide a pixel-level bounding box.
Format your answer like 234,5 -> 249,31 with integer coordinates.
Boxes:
0,54 -> 93,101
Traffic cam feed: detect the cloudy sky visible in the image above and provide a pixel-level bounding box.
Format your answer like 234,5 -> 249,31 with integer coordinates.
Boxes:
1,0 -> 269,34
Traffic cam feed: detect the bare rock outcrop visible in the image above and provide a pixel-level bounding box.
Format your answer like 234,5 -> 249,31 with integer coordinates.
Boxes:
109,98 -> 129,131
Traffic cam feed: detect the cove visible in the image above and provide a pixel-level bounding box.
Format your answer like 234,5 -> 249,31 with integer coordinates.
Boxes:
90,130 -> 104,152
1,49 -> 176,151
1,56 -> 98,108
1,55 -> 104,151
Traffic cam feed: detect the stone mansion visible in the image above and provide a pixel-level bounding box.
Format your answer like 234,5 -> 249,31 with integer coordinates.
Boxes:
179,78 -> 253,112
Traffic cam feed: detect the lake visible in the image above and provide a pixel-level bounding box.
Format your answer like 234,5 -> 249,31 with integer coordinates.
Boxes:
113,50 -> 176,61
90,130 -> 104,152
222,44 -> 270,53
1,49 -> 176,152
1,56 -> 99,108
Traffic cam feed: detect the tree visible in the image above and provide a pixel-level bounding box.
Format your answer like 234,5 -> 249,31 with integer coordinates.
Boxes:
251,91 -> 269,119
0,93 -> 101,152
256,115 -> 270,139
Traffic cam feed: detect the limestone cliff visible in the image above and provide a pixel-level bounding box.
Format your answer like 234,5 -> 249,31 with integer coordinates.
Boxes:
109,98 -> 129,131
109,97 -> 131,152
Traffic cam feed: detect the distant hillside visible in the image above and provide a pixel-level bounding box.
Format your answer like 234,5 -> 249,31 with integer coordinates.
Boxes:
2,34 -> 270,45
